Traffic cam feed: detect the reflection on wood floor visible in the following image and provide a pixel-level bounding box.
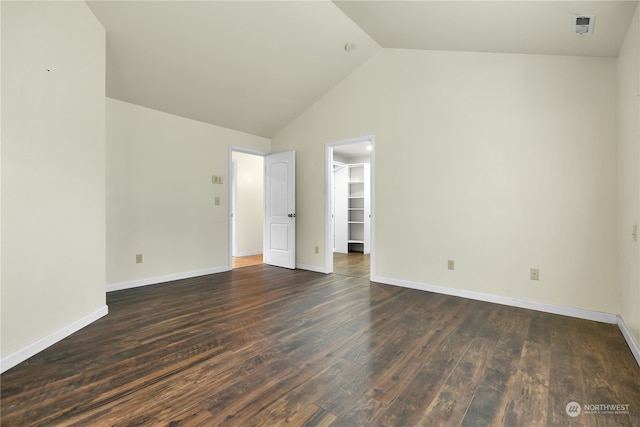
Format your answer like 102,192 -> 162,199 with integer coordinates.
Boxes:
333,252 -> 369,278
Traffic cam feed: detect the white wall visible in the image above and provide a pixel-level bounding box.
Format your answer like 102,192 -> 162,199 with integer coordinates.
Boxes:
272,48 -> 619,315
106,99 -> 269,289
618,7 -> 640,346
1,2 -> 106,364
232,151 -> 264,257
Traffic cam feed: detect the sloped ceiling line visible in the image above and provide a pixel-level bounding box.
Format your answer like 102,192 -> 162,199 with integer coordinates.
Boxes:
87,0 -> 638,138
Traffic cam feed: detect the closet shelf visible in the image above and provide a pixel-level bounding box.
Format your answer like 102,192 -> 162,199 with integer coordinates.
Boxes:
336,162 -> 370,255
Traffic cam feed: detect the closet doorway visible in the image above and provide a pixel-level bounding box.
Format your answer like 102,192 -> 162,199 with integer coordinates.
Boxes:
325,136 -> 375,278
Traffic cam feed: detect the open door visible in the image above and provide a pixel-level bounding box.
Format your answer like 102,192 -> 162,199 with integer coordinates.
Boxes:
264,151 -> 295,269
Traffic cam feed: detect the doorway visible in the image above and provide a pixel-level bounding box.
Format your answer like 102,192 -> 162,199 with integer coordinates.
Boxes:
325,136 -> 375,278
230,148 -> 265,269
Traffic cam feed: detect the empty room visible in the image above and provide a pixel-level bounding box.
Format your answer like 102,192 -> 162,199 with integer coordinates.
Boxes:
2,0 -> 640,425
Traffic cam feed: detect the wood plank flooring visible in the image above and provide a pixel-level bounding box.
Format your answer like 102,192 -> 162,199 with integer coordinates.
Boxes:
232,254 -> 263,269
333,253 -> 369,278
2,264 -> 640,426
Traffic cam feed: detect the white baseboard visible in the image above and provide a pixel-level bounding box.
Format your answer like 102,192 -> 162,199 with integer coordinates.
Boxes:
371,275 -> 618,324
234,251 -> 263,257
617,315 -> 640,367
106,266 -> 231,292
1,305 -> 108,374
296,263 -> 329,274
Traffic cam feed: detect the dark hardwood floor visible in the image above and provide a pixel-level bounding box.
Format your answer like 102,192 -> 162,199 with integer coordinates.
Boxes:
2,263 -> 640,426
333,252 -> 369,279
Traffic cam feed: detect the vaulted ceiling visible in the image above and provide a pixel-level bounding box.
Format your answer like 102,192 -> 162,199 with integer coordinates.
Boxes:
87,1 -> 638,138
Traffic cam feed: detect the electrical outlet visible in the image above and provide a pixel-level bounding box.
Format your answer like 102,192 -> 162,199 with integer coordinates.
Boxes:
447,260 -> 454,270
315,246 -> 319,254
530,268 -> 540,281
136,254 -> 143,264
212,175 -> 224,184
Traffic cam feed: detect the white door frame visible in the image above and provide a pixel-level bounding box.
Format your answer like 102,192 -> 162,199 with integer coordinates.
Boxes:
228,145 -> 268,268
324,135 -> 375,277
231,158 -> 238,257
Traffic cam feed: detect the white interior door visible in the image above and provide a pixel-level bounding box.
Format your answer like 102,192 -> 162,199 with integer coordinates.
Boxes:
264,151 -> 295,269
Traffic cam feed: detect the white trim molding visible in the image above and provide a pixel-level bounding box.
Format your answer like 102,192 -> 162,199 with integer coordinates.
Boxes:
1,305 -> 109,374
371,275 -> 618,324
617,315 -> 640,367
234,251 -> 263,258
106,267 -> 231,293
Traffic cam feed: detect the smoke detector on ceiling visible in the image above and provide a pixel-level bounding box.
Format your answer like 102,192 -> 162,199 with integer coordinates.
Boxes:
572,15 -> 596,34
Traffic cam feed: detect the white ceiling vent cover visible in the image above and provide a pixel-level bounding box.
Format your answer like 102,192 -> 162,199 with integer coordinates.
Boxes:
572,15 -> 595,34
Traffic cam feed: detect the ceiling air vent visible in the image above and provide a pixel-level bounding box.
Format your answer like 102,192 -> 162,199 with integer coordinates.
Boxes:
572,15 -> 595,34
